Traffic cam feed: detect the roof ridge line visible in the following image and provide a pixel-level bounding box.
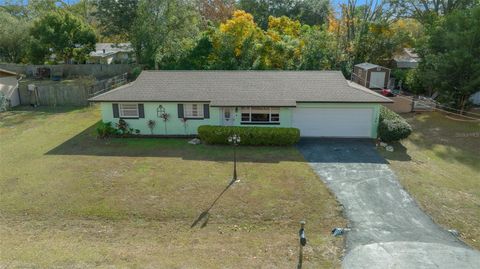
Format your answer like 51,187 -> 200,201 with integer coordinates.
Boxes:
141,70 -> 343,73
347,81 -> 393,102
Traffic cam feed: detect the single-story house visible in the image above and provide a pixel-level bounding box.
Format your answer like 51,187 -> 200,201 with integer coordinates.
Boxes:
87,43 -> 135,64
393,48 -> 421,69
89,71 -> 392,138
352,63 -> 390,89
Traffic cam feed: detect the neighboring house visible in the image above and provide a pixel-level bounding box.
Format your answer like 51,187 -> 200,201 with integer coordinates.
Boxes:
393,48 -> 421,69
352,63 -> 391,89
89,71 -> 392,138
0,68 -> 21,109
88,43 -> 134,64
470,91 -> 480,105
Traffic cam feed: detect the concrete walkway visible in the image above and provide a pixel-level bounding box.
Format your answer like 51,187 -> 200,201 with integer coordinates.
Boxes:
297,139 -> 480,269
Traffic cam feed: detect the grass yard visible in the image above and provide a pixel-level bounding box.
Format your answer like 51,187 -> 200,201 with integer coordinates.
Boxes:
0,106 -> 345,268
379,112 -> 480,249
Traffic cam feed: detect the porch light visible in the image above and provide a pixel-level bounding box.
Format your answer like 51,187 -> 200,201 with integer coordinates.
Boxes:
157,105 -> 165,117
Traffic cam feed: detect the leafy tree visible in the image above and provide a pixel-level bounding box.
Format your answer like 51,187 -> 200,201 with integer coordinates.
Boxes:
0,0 -> 30,18
211,10 -> 265,69
387,0 -> 479,23
299,26 -> 339,70
238,0 -> 330,28
29,11 -> 96,64
131,0 -> 200,68
67,0 -> 96,24
416,6 -> 480,112
177,32 -> 214,69
264,16 -> 304,69
0,11 -> 30,63
94,0 -> 138,38
237,0 -> 279,28
197,0 -> 235,24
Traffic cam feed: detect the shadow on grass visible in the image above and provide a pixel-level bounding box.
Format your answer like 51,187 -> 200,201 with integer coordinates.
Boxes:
45,122 -> 303,163
191,178 -> 237,228
46,123 -> 395,164
379,142 -> 412,162
402,112 -> 480,171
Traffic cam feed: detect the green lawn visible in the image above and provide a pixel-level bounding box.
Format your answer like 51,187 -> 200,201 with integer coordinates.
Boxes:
0,106 -> 345,268
379,112 -> 480,249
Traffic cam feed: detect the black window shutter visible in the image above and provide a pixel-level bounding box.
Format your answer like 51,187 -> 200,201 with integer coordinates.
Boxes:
204,104 -> 210,118
178,104 -> 184,118
112,103 -> 119,118
138,104 -> 145,118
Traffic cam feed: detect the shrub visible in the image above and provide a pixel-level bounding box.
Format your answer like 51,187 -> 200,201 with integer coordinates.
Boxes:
378,106 -> 412,142
96,121 -> 118,138
130,66 -> 142,80
198,125 -> 300,146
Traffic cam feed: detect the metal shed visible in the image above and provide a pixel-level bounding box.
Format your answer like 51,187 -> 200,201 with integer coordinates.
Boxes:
352,63 -> 390,89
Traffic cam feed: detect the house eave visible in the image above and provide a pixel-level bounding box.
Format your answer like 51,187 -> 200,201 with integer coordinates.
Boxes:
89,99 -> 393,104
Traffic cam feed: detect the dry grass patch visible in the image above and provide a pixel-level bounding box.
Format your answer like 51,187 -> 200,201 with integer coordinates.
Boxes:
0,106 -> 345,268
379,112 -> 480,249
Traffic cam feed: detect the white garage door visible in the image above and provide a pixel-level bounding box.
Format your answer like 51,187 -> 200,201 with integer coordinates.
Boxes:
370,72 -> 385,88
292,108 -> 373,137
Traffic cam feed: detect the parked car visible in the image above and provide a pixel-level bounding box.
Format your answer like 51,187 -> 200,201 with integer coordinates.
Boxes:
381,88 -> 396,97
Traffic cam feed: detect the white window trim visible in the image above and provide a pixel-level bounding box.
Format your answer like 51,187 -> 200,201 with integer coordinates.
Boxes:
183,103 -> 204,118
119,103 -> 139,118
241,107 -> 280,123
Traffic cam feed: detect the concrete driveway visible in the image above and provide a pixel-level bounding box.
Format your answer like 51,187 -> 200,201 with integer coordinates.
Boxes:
297,139 -> 480,269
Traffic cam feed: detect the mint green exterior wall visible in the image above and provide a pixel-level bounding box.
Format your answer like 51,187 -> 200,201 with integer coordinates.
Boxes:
99,102 -> 380,137
100,102 -> 290,135
101,102 -> 221,135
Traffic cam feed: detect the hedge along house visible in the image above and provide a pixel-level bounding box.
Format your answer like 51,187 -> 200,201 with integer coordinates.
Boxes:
89,71 -> 392,138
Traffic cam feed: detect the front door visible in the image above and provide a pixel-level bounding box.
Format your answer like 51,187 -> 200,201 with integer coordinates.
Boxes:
222,107 -> 234,126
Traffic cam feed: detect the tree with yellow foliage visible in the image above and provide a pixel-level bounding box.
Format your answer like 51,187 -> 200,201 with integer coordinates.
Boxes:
264,16 -> 304,69
212,10 -> 265,69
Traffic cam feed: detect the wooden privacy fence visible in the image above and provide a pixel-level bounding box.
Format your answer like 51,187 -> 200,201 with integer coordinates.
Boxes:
88,73 -> 127,97
18,73 -> 128,106
0,63 -> 134,79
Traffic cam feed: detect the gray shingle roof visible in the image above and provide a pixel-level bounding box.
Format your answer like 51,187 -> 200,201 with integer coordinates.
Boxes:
90,71 -> 392,105
90,43 -> 133,57
355,62 -> 380,70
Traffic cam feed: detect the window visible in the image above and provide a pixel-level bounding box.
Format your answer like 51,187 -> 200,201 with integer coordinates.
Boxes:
119,103 -> 139,118
241,107 -> 280,123
184,103 -> 204,118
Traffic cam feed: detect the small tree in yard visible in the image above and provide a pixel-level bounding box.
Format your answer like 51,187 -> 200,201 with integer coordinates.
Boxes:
29,11 -> 96,64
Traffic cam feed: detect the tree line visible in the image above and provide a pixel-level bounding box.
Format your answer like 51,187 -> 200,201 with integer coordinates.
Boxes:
0,0 -> 479,111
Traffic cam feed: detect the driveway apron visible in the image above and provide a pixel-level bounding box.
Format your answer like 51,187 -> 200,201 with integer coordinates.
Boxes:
297,139 -> 480,269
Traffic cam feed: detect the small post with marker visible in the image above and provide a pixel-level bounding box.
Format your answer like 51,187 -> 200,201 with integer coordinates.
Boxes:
297,220 -> 307,269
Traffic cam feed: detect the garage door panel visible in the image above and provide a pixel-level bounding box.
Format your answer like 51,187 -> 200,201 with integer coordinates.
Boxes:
292,108 -> 373,137
370,72 -> 385,88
